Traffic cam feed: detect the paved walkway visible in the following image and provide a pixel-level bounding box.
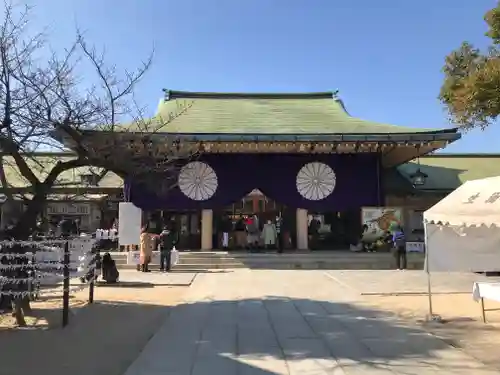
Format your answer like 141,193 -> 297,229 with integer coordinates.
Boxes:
122,270 -> 497,375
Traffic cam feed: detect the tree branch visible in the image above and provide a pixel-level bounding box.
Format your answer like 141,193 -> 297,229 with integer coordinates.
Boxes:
0,136 -> 40,185
42,157 -> 87,187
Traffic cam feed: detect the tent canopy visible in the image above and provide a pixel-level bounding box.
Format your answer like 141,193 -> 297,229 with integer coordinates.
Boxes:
424,176 -> 500,228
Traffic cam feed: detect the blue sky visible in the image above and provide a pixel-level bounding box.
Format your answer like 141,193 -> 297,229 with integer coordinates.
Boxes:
29,0 -> 498,153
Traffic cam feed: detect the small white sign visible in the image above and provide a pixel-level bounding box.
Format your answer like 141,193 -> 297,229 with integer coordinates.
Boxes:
127,251 -> 161,265
406,241 -> 425,253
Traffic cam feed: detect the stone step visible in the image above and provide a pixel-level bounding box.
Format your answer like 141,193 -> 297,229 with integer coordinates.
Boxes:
117,263 -> 247,271
113,256 -> 244,266
179,256 -> 424,264
116,257 -> 423,265
175,263 -> 247,270
109,251 -> 424,257
111,251 -> 425,270
245,262 -> 423,270
177,259 -> 243,265
117,260 -> 423,271
180,252 -> 425,260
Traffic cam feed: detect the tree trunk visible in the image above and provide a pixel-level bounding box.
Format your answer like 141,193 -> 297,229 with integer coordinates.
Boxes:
10,189 -> 47,240
2,158 -> 88,326
12,300 -> 26,326
6,187 -> 47,325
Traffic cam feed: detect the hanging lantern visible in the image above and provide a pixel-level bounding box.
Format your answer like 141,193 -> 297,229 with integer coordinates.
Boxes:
409,168 -> 428,186
410,145 -> 428,186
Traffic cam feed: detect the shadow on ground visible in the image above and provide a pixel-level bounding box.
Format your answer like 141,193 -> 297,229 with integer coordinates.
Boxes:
0,295 -> 493,375
0,299 -> 173,375
124,297 -> 484,374
97,281 -> 156,288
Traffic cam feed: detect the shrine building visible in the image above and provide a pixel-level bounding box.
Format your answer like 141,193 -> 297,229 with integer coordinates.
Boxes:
54,90 -> 461,250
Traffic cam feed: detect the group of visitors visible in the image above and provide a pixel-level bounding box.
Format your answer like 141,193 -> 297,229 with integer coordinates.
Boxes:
138,219 -> 178,273
220,214 -> 284,252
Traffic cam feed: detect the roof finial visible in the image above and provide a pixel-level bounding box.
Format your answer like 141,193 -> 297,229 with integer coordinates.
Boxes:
162,88 -> 171,101
332,90 -> 349,115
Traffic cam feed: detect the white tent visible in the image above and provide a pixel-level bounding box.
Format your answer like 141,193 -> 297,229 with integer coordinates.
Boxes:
424,175 -> 500,273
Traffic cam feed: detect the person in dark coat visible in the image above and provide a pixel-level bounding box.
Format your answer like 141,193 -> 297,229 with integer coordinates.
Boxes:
102,252 -> 119,283
220,215 -> 232,249
159,223 -> 177,272
234,217 -> 246,249
275,216 -> 284,253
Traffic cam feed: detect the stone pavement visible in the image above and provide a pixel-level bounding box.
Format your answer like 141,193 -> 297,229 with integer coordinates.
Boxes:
122,270 -> 497,375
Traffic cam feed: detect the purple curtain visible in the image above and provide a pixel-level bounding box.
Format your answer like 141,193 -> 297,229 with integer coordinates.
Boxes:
125,153 -> 381,211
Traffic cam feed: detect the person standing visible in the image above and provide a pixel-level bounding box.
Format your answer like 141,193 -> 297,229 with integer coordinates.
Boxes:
308,216 -> 320,250
246,214 -> 260,252
392,225 -> 407,270
262,220 -> 277,250
139,227 -> 155,272
220,215 -> 232,250
159,223 -> 177,272
234,216 -> 246,249
275,216 -> 283,253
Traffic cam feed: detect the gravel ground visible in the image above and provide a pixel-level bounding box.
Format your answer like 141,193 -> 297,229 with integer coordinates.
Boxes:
361,293 -> 500,369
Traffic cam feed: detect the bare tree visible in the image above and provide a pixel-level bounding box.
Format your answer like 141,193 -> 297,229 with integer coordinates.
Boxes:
0,2 -> 195,325
0,2 -> 194,237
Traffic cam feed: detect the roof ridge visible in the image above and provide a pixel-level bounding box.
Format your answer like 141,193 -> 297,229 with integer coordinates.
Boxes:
164,90 -> 335,100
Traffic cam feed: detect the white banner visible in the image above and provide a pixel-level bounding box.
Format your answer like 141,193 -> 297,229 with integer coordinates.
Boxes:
118,202 -> 142,246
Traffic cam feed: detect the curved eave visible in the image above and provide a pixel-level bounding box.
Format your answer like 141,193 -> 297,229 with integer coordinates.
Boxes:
52,128 -> 460,168
78,129 -> 460,143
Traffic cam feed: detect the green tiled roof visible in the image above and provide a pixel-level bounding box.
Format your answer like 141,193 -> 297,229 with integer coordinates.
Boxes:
121,91 -> 451,135
398,154 -> 500,191
0,154 -> 123,189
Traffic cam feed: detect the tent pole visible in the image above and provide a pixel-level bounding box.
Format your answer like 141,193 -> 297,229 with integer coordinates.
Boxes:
424,223 -> 434,319
426,256 -> 433,317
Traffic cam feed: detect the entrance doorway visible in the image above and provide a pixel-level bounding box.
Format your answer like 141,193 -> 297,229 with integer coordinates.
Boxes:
160,211 -> 201,250
213,190 -> 296,250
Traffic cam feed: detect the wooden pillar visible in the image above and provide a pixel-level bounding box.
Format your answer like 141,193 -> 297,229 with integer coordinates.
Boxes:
296,208 -> 309,251
252,196 -> 259,213
201,209 -> 213,251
